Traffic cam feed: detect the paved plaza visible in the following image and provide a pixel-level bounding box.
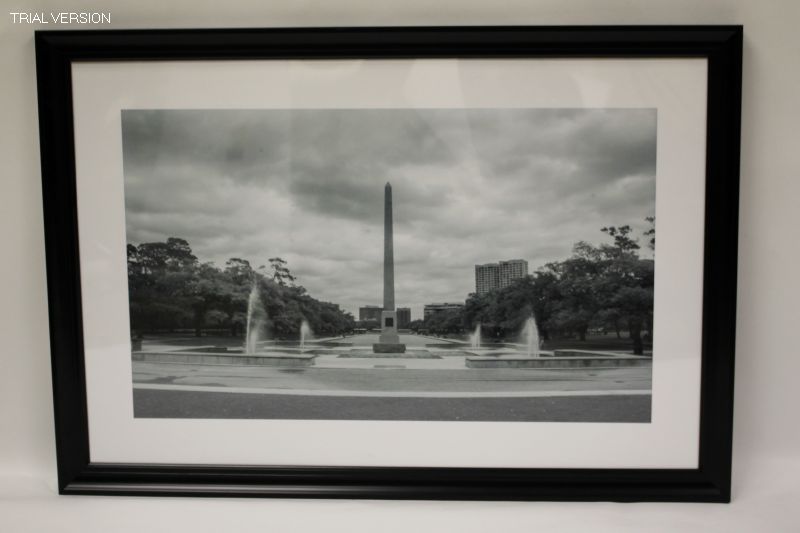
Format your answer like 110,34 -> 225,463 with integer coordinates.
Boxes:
132,333 -> 651,422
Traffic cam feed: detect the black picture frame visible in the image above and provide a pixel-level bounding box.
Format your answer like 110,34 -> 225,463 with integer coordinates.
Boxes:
35,26 -> 742,502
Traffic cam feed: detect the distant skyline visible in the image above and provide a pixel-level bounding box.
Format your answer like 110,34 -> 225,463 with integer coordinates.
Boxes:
122,108 -> 656,320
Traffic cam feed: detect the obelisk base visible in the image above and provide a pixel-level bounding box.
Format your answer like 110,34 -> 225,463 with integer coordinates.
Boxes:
373,310 -> 406,353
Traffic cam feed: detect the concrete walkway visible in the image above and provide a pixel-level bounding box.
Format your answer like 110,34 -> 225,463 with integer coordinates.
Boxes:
132,361 -> 651,395
135,382 -> 651,398
132,333 -> 651,401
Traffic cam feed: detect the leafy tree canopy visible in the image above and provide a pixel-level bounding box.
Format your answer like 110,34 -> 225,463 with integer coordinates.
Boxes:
127,238 -> 354,338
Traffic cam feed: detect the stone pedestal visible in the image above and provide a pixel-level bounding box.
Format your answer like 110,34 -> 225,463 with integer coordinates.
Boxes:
378,310 -> 399,344
372,343 -> 407,354
374,310 -> 406,353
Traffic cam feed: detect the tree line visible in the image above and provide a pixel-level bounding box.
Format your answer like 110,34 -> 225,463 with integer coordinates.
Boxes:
412,220 -> 655,355
126,238 -> 355,338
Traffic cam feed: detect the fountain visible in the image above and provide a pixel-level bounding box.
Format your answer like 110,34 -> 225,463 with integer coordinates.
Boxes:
522,316 -> 541,358
134,279 -> 319,368
245,282 -> 266,355
469,323 -> 482,349
300,319 -> 313,349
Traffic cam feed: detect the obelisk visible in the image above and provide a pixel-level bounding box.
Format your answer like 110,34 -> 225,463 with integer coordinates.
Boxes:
374,182 -> 405,353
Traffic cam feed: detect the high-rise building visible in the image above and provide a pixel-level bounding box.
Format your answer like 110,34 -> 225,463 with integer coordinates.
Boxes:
497,259 -> 529,289
475,259 -> 529,295
475,264 -> 498,296
396,307 -> 411,329
423,302 -> 465,319
358,305 -> 383,322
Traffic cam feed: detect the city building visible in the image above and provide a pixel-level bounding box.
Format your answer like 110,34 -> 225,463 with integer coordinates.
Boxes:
474,259 -> 529,295
358,305 -> 383,322
423,302 -> 465,319
360,305 -> 410,327
396,307 -> 411,329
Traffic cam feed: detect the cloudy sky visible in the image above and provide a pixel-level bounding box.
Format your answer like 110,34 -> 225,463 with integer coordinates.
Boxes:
121,108 -> 656,320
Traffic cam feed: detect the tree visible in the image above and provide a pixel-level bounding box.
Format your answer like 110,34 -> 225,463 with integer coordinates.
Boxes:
463,292 -> 492,333
357,319 -> 381,331
490,278 -> 537,339
224,258 -> 254,285
424,309 -> 463,335
408,319 -> 425,333
126,238 -> 199,334
186,262 -> 239,337
601,225 -> 640,254
609,259 -> 654,354
545,254 -> 602,340
528,271 -> 560,341
126,238 -> 354,339
592,230 -> 654,354
644,216 -> 656,251
454,223 -> 654,352
269,257 -> 296,286
135,237 -> 198,274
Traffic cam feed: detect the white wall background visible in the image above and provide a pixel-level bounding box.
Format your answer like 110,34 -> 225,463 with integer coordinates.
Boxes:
1,1 -> 798,531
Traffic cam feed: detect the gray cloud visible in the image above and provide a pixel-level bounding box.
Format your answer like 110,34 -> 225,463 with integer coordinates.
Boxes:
122,108 -> 656,320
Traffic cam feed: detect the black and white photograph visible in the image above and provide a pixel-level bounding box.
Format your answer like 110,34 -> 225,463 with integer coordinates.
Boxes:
29,25 -> 747,507
124,107 -> 657,422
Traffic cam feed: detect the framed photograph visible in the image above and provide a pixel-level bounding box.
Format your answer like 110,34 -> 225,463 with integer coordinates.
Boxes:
36,26 -> 741,501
